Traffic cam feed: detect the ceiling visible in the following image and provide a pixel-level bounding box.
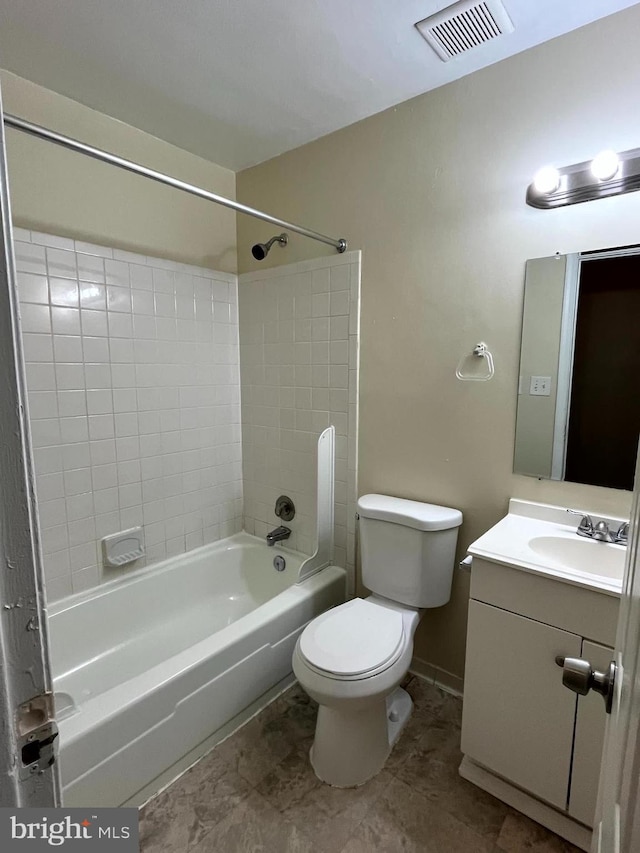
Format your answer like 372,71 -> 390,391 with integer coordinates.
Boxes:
0,0 -> 637,171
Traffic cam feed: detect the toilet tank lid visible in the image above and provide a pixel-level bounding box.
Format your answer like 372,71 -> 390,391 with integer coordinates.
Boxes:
357,494 -> 463,531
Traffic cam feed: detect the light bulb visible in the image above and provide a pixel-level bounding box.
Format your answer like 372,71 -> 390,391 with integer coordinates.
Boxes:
533,166 -> 561,194
591,150 -> 620,181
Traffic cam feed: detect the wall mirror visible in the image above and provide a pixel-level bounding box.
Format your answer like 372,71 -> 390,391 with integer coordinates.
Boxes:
514,245 -> 640,490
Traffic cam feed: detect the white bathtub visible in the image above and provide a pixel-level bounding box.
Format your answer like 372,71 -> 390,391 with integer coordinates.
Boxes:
47,532 -> 346,807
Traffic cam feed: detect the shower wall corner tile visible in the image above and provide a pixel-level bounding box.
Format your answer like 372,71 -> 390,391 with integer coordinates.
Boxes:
239,255 -> 359,590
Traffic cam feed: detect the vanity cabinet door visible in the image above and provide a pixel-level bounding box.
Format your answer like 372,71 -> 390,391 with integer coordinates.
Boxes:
461,600 -> 581,809
568,640 -> 613,827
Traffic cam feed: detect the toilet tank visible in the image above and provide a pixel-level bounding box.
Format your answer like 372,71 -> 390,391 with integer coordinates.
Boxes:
357,494 -> 463,608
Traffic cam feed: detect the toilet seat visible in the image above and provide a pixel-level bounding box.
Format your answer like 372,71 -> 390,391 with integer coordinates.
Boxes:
298,598 -> 405,680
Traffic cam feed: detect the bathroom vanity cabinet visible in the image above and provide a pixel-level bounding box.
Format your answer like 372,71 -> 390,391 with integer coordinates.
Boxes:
460,555 -> 620,849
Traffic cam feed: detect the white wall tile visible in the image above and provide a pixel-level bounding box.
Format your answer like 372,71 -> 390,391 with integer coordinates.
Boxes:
59,417 -> 89,444
31,419 -> 62,448
42,524 -> 68,554
51,307 -> 81,336
81,309 -> 109,337
62,442 -> 90,470
132,289 -> 155,315
66,493 -> 94,522
13,227 -> 32,243
239,255 -> 359,575
47,246 -> 78,279
57,390 -> 86,417
79,285 -> 105,315
53,335 -> 83,363
71,566 -> 100,594
312,292 -> 330,317
20,303 -> 52,334
55,363 -> 84,390
29,391 -> 58,420
22,234 -> 359,602
28,232 -> 73,251
330,290 -> 350,316
18,272 -> 49,304
45,576 -> 73,601
311,268 -> 330,293
108,312 -> 133,338
15,242 -> 47,275
130,265 -> 153,290
85,364 -> 112,388
87,389 -> 113,415
92,464 -> 118,491
23,334 -> 54,362
330,315 -> 349,340
83,336 -> 110,362
105,260 -> 130,287
26,363 -> 56,391
75,240 -> 113,259
64,468 -> 92,496
77,253 -> 106,282
107,286 -> 132,312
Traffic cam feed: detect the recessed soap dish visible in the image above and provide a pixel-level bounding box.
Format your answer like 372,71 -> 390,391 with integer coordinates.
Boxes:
101,527 -> 145,568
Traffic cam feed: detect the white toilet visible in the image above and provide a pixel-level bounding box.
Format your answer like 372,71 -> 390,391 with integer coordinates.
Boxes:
292,493 -> 462,788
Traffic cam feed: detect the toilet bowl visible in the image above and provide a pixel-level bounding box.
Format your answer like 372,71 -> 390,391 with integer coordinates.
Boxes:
293,494 -> 463,788
293,595 -> 421,787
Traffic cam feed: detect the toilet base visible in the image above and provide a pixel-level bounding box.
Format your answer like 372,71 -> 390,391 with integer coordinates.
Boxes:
386,686 -> 413,746
310,687 -> 413,788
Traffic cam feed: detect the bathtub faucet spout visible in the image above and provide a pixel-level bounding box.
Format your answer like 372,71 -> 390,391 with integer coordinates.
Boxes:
266,525 -> 291,546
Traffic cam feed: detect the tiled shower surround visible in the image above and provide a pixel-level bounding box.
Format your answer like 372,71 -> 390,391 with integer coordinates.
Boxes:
14,229 -> 242,600
239,253 -> 360,582
15,231 -> 360,602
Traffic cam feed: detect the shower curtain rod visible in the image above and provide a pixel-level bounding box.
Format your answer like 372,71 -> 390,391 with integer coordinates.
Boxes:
3,113 -> 347,254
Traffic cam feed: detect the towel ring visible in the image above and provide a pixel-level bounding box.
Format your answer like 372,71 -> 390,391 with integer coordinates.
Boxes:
456,342 -> 495,382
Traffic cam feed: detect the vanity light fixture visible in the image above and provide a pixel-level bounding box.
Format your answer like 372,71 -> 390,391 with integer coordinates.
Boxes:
526,145 -> 640,209
532,165 -> 561,195
590,149 -> 620,182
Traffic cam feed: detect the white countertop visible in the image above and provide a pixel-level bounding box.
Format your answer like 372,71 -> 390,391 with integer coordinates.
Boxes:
468,499 -> 626,597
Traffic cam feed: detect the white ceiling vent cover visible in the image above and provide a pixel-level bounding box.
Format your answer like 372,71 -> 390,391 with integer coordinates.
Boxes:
415,0 -> 514,62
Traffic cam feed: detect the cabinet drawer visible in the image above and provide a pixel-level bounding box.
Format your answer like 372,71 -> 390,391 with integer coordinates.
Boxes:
461,600 -> 581,809
470,558 -> 619,647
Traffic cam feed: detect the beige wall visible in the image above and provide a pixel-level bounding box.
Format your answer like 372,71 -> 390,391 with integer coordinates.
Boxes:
237,7 -> 640,680
1,71 -> 236,271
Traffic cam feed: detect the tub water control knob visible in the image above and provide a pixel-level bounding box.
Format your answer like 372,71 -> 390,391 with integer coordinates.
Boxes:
275,495 -> 296,522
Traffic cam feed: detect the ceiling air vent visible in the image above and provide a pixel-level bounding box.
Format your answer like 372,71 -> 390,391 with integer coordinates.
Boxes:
415,0 -> 514,62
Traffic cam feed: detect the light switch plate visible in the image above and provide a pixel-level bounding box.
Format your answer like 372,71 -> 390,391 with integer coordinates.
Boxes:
529,376 -> 552,396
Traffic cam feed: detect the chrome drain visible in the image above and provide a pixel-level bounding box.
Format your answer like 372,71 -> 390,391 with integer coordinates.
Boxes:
273,555 -> 286,572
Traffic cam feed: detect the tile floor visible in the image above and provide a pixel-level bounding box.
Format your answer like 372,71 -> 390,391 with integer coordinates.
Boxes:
139,676 -> 581,853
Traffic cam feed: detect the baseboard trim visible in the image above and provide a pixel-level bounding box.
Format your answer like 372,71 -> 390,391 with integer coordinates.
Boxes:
459,755 -> 592,852
409,656 -> 464,697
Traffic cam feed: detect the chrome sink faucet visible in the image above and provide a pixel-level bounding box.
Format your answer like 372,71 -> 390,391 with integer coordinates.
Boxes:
266,525 -> 291,546
566,510 -> 629,545
592,520 -> 613,543
615,522 -> 630,545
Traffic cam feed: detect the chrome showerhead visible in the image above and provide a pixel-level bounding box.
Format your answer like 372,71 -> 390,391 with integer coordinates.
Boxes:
251,233 -> 288,260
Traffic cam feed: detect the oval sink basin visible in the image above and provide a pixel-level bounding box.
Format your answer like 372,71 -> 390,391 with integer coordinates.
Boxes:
528,535 -> 625,579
